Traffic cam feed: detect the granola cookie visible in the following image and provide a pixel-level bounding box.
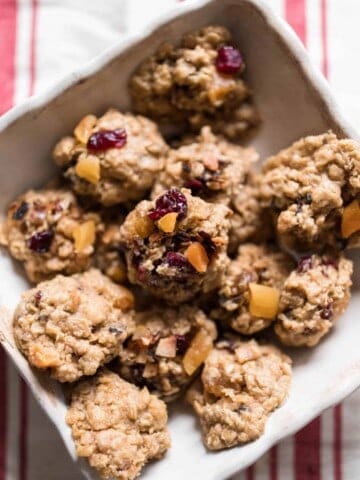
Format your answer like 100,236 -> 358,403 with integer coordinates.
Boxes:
53,109 -> 168,206
212,244 -> 294,334
13,269 -> 135,382
186,338 -> 292,450
130,26 -> 259,140
119,188 -> 231,304
259,133 -> 360,251
66,369 -> 170,480
276,253 -> 353,347
117,305 -> 217,401
0,188 -> 102,283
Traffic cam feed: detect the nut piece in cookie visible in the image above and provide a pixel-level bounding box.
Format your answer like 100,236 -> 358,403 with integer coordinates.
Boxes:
186,338 -> 292,450
53,109 -> 168,206
259,132 -> 360,252
0,188 -> 102,283
13,269 -> 135,382
212,244 -> 294,335
117,305 -> 217,401
119,188 -> 231,304
275,253 -> 353,347
66,369 -> 170,480
130,25 -> 259,140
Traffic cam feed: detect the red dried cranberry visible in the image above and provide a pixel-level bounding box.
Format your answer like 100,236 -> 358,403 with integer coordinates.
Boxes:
320,304 -> 333,320
297,255 -> 313,273
215,46 -> 243,74
12,201 -> 29,220
87,128 -> 127,152
175,334 -> 190,355
28,230 -> 54,253
34,291 -> 42,306
321,256 -> 338,269
184,178 -> 205,195
165,252 -> 190,269
148,188 -> 187,221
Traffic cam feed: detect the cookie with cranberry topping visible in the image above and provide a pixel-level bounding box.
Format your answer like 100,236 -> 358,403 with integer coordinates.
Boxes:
117,305 -> 217,401
53,109 -> 168,206
13,269 -> 135,382
66,369 -> 170,480
130,25 -> 259,140
275,253 -> 353,347
212,244 -> 294,335
119,188 -> 231,304
186,338 -> 292,450
0,188 -> 102,283
259,132 -> 360,252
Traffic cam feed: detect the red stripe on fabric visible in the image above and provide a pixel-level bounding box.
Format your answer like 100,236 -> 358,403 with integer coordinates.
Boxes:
334,405 -> 342,480
320,0 -> 329,78
19,380 -> 28,480
29,0 -> 38,96
0,0 -> 17,114
285,0 -> 307,45
294,417 -> 321,480
246,464 -> 254,480
0,350 -> 7,480
269,446 -> 278,480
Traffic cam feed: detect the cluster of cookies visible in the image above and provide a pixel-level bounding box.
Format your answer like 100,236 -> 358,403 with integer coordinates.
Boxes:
1,26 -> 359,480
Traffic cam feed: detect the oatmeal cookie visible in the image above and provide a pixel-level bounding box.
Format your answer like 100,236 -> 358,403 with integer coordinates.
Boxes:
130,26 -> 259,139
259,133 -> 360,251
66,369 -> 170,480
212,244 -> 294,334
13,269 -> 135,382
186,338 -> 292,450
117,305 -> 217,401
53,109 -> 168,206
276,253 -> 353,347
0,188 -> 102,283
119,188 -> 231,304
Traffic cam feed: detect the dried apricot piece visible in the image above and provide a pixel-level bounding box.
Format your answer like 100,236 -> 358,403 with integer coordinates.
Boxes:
341,199 -> 360,238
183,330 -> 213,376
157,212 -> 178,233
249,283 -> 280,319
73,220 -> 96,252
184,242 -> 209,273
74,114 -> 97,144
75,155 -> 100,184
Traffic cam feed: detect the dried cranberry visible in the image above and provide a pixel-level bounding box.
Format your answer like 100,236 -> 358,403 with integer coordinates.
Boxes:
148,188 -> 187,221
34,291 -> 42,306
215,46 -> 243,74
87,128 -> 127,152
320,304 -> 333,320
28,230 -> 54,253
184,178 -> 205,195
12,201 -> 29,220
297,255 -> 313,273
165,252 -> 190,270
321,256 -> 338,269
175,334 -> 190,355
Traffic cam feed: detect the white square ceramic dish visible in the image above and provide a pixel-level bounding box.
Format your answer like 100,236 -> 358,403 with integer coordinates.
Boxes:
0,1 -> 359,479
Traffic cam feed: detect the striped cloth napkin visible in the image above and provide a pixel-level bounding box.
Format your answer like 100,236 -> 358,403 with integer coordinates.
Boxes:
0,1 -> 359,480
